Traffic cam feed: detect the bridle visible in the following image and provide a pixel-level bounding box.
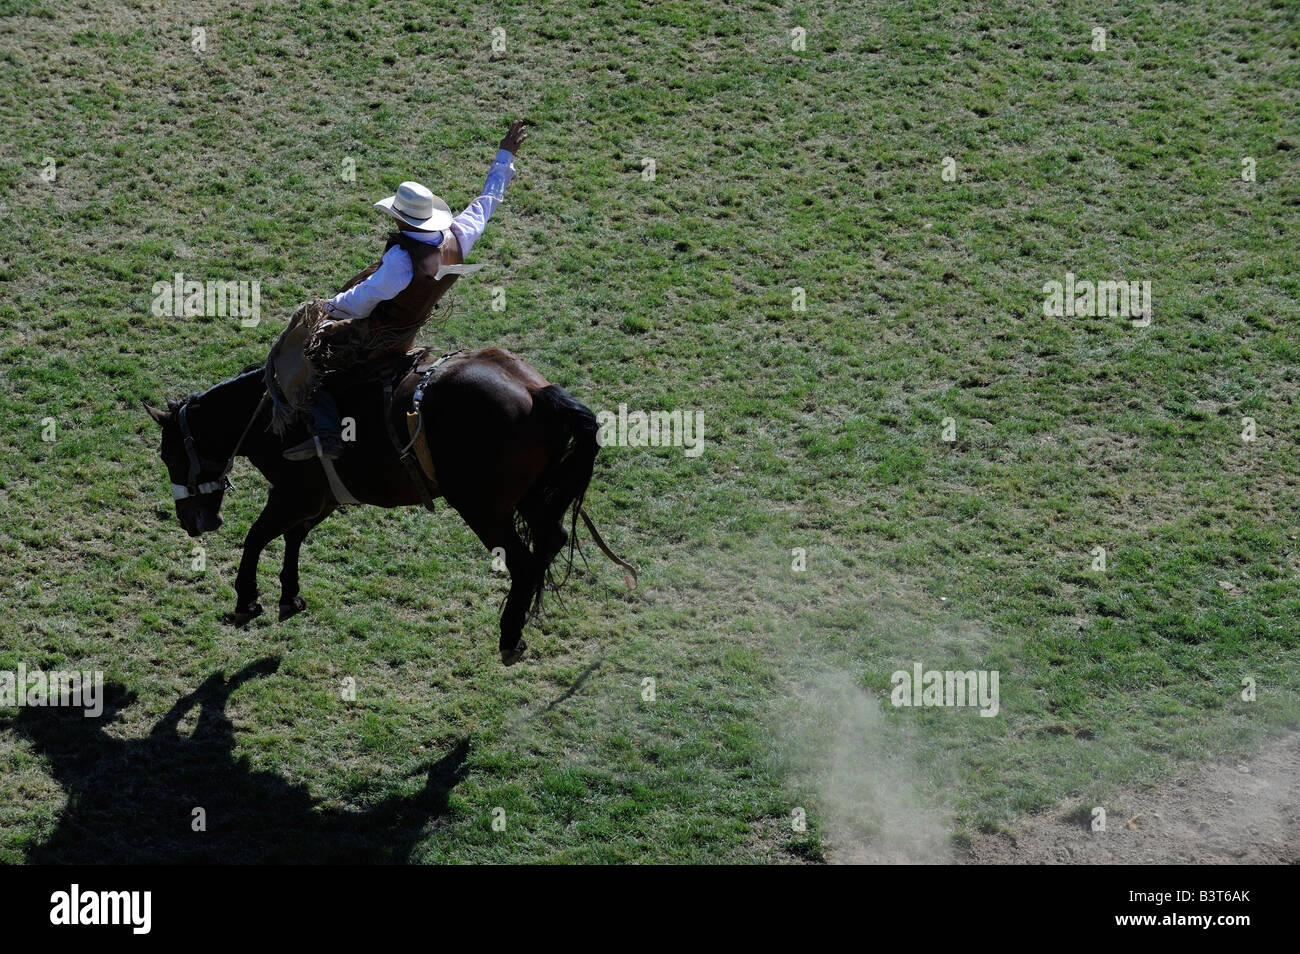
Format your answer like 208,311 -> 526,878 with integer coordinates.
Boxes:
171,391 -> 269,501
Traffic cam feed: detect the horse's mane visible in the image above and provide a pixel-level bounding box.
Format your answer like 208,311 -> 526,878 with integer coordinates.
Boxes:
172,363 -> 265,409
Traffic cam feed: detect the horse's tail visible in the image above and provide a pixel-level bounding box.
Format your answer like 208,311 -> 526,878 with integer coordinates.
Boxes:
518,385 -> 601,616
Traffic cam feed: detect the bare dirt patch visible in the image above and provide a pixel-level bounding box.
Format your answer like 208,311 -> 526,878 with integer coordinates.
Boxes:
966,734 -> 1300,864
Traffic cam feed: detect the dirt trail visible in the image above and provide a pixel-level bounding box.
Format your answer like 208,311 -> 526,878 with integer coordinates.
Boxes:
965,734 -> 1300,865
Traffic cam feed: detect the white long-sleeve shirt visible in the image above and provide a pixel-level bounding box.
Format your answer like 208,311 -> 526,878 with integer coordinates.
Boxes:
327,148 -> 515,319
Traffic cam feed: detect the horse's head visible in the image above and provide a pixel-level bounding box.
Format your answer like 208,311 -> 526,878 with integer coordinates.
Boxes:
144,399 -> 227,537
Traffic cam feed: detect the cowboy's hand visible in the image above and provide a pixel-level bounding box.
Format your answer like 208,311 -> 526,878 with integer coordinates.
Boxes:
499,120 -> 528,155
317,316 -> 359,342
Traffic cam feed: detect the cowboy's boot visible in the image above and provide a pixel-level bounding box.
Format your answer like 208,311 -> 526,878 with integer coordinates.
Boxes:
283,390 -> 344,461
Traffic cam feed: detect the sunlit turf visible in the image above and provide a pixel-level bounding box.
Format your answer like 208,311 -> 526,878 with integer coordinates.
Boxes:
0,0 -> 1296,862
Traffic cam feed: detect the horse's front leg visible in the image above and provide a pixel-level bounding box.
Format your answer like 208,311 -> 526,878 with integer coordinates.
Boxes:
224,493 -> 302,626
278,513 -> 330,620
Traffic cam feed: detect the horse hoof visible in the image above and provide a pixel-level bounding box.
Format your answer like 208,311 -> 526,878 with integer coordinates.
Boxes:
221,602 -> 264,627
278,595 -> 307,621
500,639 -> 527,666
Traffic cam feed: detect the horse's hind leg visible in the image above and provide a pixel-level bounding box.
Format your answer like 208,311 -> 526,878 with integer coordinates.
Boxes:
456,507 -> 540,665
519,384 -> 599,583
519,500 -> 568,585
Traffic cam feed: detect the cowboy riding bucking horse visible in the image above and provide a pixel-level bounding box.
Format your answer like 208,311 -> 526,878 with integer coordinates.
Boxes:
274,119 -> 529,461
147,119 -> 636,665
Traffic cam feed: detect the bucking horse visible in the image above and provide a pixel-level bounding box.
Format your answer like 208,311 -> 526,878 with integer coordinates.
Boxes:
144,347 -> 636,665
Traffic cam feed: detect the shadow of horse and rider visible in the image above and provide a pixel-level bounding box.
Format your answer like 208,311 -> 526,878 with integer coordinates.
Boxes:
8,660 -> 472,864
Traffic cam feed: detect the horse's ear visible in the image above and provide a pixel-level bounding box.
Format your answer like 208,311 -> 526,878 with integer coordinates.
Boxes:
143,400 -> 170,425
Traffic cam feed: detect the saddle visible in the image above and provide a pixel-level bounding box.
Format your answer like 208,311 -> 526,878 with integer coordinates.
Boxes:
384,347 -> 464,512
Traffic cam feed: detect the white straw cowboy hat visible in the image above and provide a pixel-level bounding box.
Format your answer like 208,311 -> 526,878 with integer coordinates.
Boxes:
374,181 -> 453,231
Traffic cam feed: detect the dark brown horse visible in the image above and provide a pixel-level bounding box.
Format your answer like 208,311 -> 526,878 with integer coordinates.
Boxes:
145,348 -> 634,665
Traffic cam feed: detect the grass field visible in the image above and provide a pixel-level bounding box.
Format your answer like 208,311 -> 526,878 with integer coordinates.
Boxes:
0,0 -> 1297,862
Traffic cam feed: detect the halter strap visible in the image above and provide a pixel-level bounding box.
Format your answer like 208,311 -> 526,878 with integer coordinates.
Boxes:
173,391 -> 269,500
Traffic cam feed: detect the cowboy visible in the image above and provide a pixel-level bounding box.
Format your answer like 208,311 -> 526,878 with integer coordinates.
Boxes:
281,119 -> 529,461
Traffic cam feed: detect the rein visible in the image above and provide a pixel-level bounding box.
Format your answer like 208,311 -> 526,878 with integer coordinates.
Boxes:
578,507 -> 638,590
172,390 -> 270,501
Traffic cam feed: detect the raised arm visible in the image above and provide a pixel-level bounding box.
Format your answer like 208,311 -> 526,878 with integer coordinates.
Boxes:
323,244 -> 413,320
450,120 -> 528,258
